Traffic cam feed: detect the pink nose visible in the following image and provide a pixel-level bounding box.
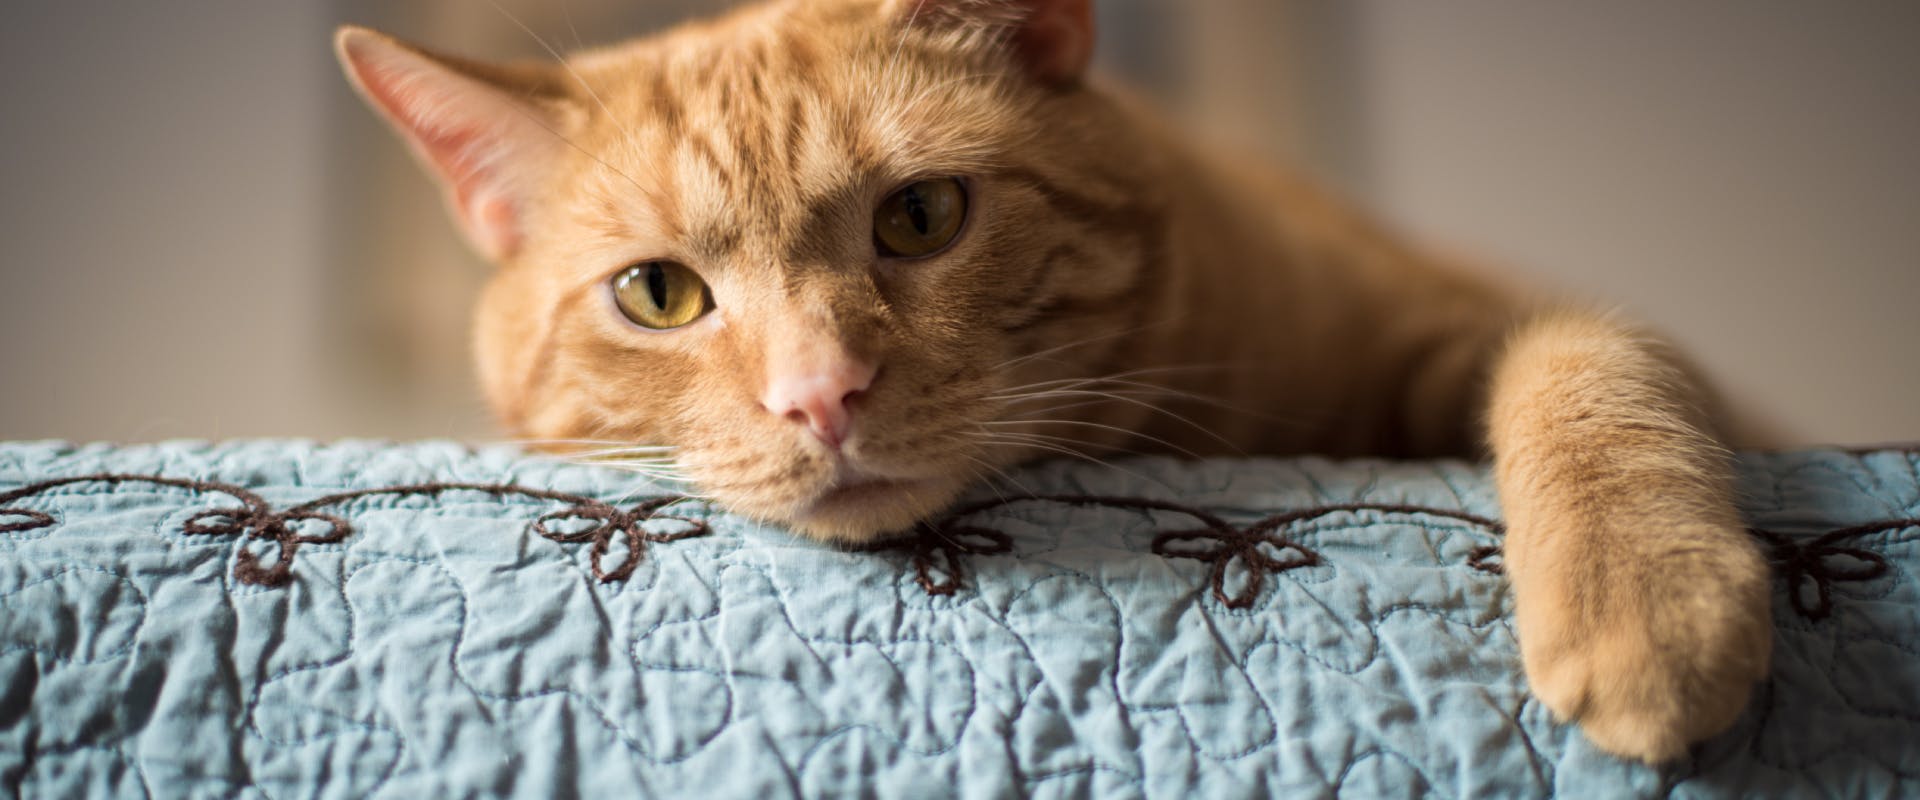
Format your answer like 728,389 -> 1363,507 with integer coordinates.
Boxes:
760,359 -> 877,448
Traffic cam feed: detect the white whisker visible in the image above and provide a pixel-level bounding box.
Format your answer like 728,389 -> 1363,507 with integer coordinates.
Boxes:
958,453 -> 1038,501
993,317 -> 1183,371
992,387 -> 1243,455
556,447 -> 681,460
560,0 -> 586,51
985,416 -> 1211,460
502,437 -> 664,449
972,428 -> 1166,463
885,0 -> 928,90
482,0 -> 657,198
967,428 -> 1177,492
990,363 -> 1236,400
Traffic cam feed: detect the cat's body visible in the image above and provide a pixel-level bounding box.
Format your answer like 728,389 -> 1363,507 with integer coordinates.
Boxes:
337,0 -> 1770,764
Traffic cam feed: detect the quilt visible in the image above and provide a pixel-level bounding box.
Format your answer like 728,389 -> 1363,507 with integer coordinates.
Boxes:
1,441 -> 1916,797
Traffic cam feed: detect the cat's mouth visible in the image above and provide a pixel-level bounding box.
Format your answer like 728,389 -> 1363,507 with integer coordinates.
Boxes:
779,465 -> 960,543
812,477 -> 921,509
807,464 -> 940,514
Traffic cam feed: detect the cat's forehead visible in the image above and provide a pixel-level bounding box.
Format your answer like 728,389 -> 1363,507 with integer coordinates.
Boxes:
552,3 -> 1023,273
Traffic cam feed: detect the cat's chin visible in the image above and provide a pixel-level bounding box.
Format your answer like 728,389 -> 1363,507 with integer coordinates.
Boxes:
777,475 -> 966,544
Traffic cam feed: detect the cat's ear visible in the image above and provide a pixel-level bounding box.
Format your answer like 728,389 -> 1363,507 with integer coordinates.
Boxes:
334,26 -> 574,261
895,0 -> 1095,85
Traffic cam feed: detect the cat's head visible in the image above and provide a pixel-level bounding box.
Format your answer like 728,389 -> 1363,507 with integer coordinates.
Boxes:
336,0 -> 1171,541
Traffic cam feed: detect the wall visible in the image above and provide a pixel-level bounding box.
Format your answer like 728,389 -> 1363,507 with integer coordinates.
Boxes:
1,1 -> 1912,445
1318,1 -> 1920,444
0,2 -> 338,439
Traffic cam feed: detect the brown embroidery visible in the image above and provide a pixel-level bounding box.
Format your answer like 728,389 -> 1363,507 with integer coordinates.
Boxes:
3,473 -> 1908,619
860,514 -> 1014,597
0,474 -> 706,587
1466,546 -> 1505,575
886,496 -> 1505,608
0,508 -> 55,533
1149,500 -> 1501,608
1749,519 -> 1909,621
1455,521 -> 1911,620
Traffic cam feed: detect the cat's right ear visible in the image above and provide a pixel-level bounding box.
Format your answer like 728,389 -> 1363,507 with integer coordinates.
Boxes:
334,26 -> 573,261
894,0 -> 1095,86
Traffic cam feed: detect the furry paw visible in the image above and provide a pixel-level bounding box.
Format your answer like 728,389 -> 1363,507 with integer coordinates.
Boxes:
1509,521 -> 1773,763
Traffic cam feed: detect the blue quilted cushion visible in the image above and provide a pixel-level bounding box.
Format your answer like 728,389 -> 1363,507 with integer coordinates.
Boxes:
1,441 -> 1915,797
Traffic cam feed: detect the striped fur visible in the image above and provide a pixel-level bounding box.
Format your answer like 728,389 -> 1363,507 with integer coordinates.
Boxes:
338,0 -> 1770,764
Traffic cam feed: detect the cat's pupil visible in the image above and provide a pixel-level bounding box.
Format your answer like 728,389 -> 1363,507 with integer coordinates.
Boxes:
905,189 -> 930,236
870,177 -> 964,258
646,263 -> 669,310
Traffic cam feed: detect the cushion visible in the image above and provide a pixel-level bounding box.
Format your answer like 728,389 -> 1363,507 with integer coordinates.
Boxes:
1,441 -> 1915,796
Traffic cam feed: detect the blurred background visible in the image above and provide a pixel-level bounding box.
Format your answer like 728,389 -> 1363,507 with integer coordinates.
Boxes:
1,1 -> 1914,445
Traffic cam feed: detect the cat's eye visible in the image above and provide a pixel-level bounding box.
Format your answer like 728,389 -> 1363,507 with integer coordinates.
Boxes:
611,261 -> 712,330
873,178 -> 967,258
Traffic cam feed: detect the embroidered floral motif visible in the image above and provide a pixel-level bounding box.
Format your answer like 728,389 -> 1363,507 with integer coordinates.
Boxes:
892,496 -> 1506,608
1454,521 -> 1911,621
3,473 -> 1906,617
863,515 -> 1015,596
0,474 -> 705,586
1145,502 -> 1501,608
1750,520 -> 1909,621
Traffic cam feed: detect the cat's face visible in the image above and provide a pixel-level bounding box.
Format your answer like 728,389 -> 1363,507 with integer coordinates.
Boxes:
339,0 -> 1164,541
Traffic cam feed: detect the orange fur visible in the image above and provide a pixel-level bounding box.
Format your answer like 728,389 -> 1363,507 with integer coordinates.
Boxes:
336,0 -> 1771,763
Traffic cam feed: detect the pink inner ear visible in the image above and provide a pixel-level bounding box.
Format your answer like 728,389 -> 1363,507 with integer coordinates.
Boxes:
346,50 -> 523,257
357,63 -> 496,203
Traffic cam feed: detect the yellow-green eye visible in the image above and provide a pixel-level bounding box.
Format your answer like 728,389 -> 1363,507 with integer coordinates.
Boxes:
612,261 -> 712,330
874,178 -> 967,258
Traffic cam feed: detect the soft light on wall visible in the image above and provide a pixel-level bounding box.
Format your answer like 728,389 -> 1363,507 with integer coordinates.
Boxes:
1,1 -> 1912,445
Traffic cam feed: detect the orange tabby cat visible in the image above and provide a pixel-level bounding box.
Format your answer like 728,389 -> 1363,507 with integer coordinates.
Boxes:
335,0 -> 1771,763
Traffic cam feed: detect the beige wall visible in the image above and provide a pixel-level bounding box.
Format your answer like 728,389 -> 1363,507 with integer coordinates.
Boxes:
1309,2 -> 1920,445
0,3 -> 341,440
1,1 -> 1913,445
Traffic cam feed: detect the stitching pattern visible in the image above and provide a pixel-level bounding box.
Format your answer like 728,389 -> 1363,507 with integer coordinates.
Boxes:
2,474 -> 1908,622
0,446 -> 1916,797
887,496 -> 1502,608
0,475 -> 708,586
1750,519 -> 1907,621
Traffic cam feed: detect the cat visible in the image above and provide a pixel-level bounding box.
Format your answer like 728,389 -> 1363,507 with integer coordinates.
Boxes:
334,0 -> 1771,764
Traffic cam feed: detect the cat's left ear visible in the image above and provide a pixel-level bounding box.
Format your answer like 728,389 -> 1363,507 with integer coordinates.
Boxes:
896,0 -> 1095,85
334,26 -> 575,261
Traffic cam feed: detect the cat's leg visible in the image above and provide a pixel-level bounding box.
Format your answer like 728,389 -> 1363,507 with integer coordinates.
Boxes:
1485,310 -> 1771,762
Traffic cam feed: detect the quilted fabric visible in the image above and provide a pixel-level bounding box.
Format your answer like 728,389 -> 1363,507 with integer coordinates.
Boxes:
1,440 -> 1916,798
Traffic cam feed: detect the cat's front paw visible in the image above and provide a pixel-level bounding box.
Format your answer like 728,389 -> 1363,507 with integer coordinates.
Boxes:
1509,521 -> 1772,763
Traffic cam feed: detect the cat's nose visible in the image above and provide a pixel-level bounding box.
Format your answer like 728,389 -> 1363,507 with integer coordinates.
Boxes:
760,358 -> 878,449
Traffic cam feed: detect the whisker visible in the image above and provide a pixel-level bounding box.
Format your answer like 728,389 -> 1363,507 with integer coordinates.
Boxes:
989,363 -> 1237,400
527,447 -> 686,471
884,0 -> 928,90
501,437 -> 666,449
585,465 -> 708,495
549,457 -> 686,478
993,389 -> 1244,455
573,464 -> 685,477
958,452 -> 1038,501
481,0 -> 657,199
992,367 -> 1273,420
967,429 -> 1177,492
555,447 -> 681,460
483,0 -> 620,130
972,428 -> 1171,463
560,0 -> 586,51
993,317 -> 1183,371
991,386 -> 1188,407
